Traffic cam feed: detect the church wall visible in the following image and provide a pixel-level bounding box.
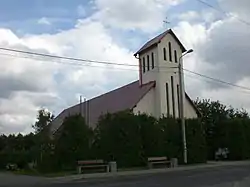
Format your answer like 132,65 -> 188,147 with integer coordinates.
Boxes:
157,34 -> 182,118
184,98 -> 198,118
133,87 -> 156,117
139,47 -> 159,85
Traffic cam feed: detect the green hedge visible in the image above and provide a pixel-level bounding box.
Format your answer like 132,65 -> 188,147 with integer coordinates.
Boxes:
0,112 -> 207,172
93,111 -> 207,167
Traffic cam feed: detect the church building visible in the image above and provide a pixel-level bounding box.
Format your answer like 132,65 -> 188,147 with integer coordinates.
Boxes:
50,29 -> 199,135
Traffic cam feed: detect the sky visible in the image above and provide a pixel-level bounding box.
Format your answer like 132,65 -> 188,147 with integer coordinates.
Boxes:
0,0 -> 250,134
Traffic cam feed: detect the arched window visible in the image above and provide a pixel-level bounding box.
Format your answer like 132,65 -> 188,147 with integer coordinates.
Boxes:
147,55 -> 150,71
143,57 -> 145,73
168,42 -> 172,62
163,48 -> 167,61
174,50 -> 178,63
151,53 -> 154,69
171,76 -> 175,118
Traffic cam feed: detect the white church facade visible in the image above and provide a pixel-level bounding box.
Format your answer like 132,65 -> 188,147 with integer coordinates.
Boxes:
133,29 -> 198,119
50,29 -> 199,134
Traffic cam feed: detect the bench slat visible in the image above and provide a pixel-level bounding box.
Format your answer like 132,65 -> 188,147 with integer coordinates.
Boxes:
148,157 -> 167,162
77,160 -> 104,165
79,164 -> 107,168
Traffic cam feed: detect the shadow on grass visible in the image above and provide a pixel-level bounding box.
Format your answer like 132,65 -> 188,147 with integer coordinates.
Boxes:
12,169 -> 77,178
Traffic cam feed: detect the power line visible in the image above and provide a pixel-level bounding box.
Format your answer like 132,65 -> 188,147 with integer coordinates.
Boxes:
195,0 -> 250,27
0,47 -> 178,69
0,52 -> 177,73
184,73 -> 250,95
183,68 -> 250,92
0,47 -> 139,67
0,52 -> 139,72
1,46 -> 250,93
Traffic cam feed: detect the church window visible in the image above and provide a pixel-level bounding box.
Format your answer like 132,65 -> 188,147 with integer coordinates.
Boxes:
166,83 -> 170,117
171,76 -> 175,118
174,50 -> 178,63
177,84 -> 180,118
151,53 -> 154,69
143,57 -> 145,73
169,42 -> 172,62
147,55 -> 150,71
163,48 -> 167,61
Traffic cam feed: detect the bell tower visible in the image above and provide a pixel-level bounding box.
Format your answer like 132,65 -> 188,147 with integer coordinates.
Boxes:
134,29 -> 187,118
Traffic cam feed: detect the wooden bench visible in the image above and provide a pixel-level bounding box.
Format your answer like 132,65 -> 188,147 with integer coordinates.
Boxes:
147,157 -> 171,169
77,160 -> 109,174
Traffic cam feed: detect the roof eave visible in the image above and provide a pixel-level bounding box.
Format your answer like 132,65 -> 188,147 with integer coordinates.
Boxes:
134,43 -> 158,57
168,29 -> 187,53
185,93 -> 202,117
134,29 -> 186,56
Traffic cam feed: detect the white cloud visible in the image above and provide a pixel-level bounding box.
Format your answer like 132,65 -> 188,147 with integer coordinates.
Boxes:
201,9 -> 219,23
77,5 -> 87,17
0,17 -> 138,134
2,0 -> 250,134
178,11 -> 199,22
37,17 -> 51,25
219,0 -> 250,20
173,2 -> 250,111
201,77 -> 250,111
93,0 -> 182,32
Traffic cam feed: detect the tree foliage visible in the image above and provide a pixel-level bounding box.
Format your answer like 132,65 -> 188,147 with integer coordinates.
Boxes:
195,98 -> 250,159
94,111 -> 206,167
53,115 -> 92,171
2,98 -> 250,173
32,108 -> 54,134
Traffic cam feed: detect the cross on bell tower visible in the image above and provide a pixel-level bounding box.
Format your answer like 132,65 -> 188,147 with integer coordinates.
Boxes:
163,16 -> 171,29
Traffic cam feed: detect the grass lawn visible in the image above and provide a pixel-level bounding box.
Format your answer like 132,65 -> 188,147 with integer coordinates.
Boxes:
13,169 -> 77,178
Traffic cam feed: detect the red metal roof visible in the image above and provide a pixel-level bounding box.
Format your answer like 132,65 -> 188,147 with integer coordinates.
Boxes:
134,29 -> 186,56
50,80 -> 199,134
50,80 -> 156,133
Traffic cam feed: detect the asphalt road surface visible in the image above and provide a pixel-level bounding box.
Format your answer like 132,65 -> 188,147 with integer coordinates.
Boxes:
1,164 -> 250,187
48,165 -> 250,187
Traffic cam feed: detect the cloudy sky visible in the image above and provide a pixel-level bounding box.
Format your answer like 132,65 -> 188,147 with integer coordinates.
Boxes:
0,0 -> 250,134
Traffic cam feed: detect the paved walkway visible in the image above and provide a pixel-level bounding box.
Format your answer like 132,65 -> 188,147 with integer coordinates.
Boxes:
51,161 -> 250,184
1,161 -> 250,186
48,164 -> 250,187
0,172 -> 47,186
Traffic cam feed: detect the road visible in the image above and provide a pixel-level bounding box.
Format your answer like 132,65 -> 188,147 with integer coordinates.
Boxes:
1,164 -> 250,187
48,165 -> 250,187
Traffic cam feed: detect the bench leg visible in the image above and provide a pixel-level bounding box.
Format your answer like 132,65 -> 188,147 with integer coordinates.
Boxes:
106,165 -> 109,172
148,163 -> 153,169
77,166 -> 81,174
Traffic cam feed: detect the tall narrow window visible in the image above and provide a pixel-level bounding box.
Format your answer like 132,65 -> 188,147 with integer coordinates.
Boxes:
143,57 -> 145,73
163,48 -> 167,61
151,53 -> 154,69
171,76 -> 175,118
147,55 -> 150,71
166,83 -> 170,117
177,84 -> 180,118
174,50 -> 178,63
169,42 -> 172,62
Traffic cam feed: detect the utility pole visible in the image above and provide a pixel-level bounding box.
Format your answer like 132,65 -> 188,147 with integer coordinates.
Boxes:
80,95 -> 82,115
179,49 -> 193,164
84,98 -> 87,125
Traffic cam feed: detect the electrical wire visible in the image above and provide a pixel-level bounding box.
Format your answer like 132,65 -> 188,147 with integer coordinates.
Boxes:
0,52 -> 177,73
1,46 -> 250,93
195,0 -> 250,26
184,68 -> 250,92
0,47 -> 176,69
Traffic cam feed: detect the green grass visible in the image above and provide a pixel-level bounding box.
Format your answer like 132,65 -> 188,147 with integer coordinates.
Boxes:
12,169 -> 77,178
42,171 -> 77,178
13,168 -> 41,176
118,166 -> 147,172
